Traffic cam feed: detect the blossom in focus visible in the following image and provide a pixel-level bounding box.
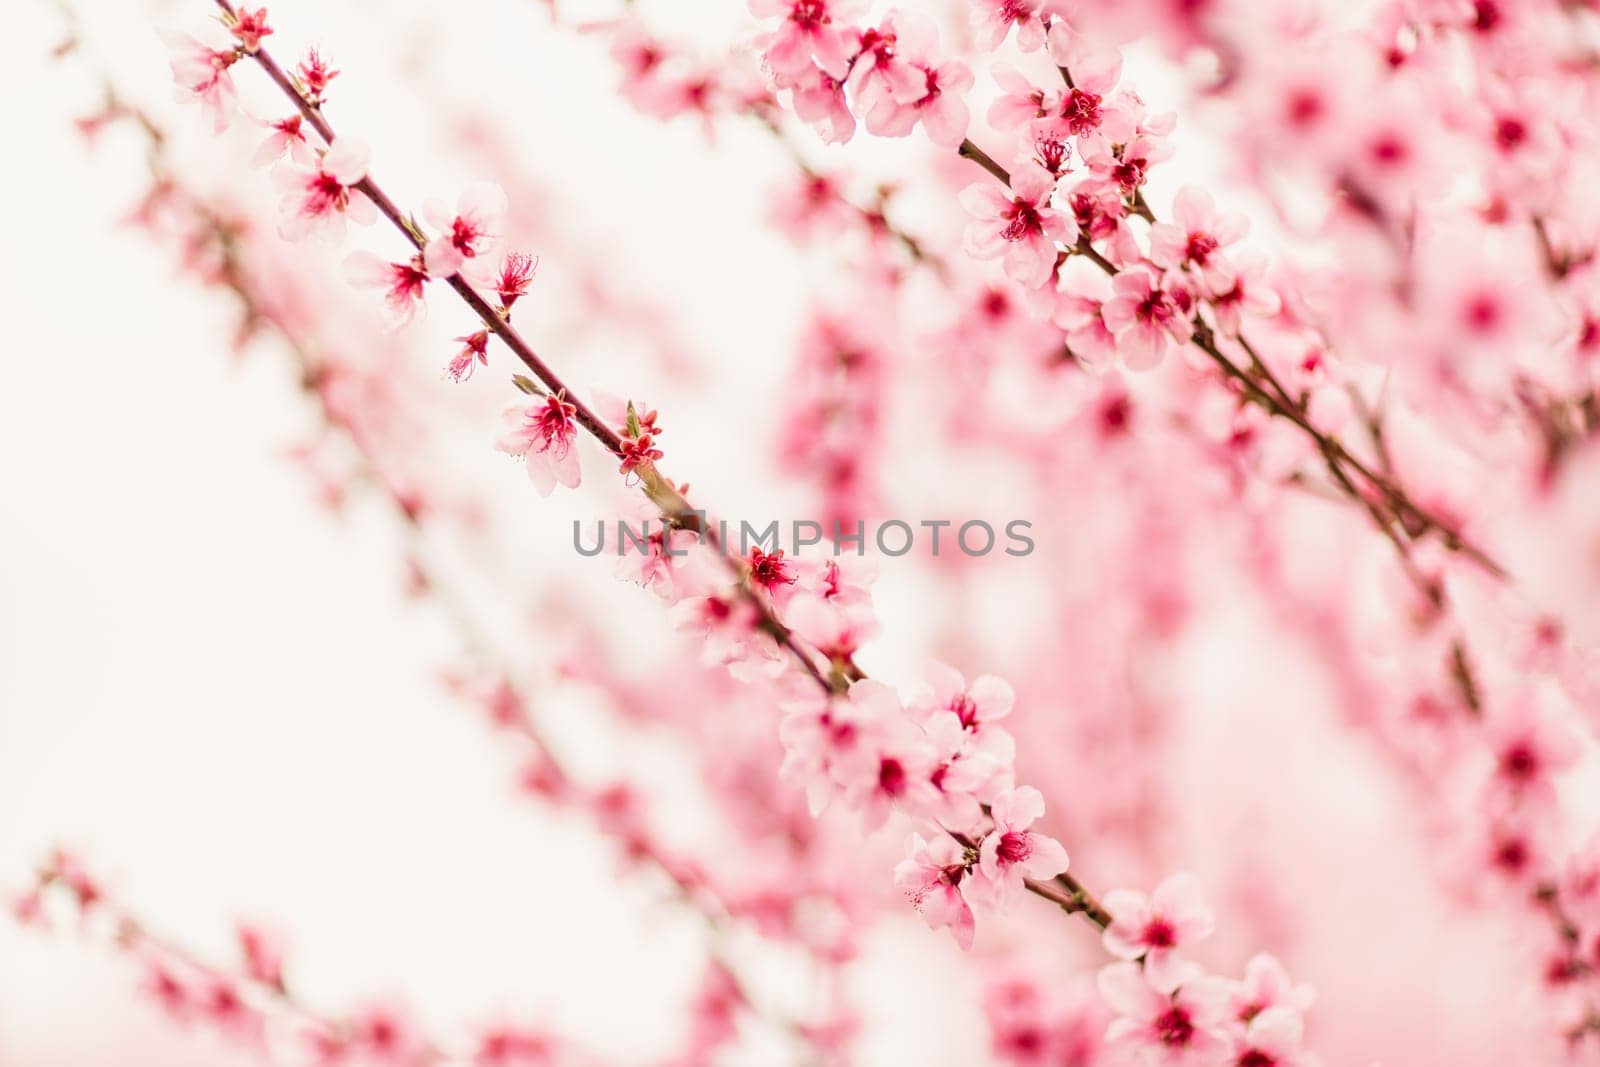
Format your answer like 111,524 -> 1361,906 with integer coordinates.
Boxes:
1102,872 -> 1216,993
424,182 -> 508,278
894,833 -> 977,949
272,137 -> 375,242
960,162 -> 1074,289
496,394 -> 580,497
976,786 -> 1070,900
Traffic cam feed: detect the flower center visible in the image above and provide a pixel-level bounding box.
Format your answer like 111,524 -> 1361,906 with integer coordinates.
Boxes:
1001,201 -> 1043,242
1062,88 -> 1102,134
1143,918 -> 1177,948
792,0 -> 827,28
1154,1006 -> 1194,1047
997,831 -> 1032,864
1186,232 -> 1219,264
878,758 -> 907,796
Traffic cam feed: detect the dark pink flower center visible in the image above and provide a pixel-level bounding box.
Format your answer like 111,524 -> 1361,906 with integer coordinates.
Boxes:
1500,742 -> 1539,781
1143,918 -> 1178,948
1495,116 -> 1527,151
450,216 -> 483,256
792,0 -> 827,28
1238,1050 -> 1277,1067
1001,201 -> 1044,241
1186,232 -> 1219,264
878,758 -> 907,796
1154,1005 -> 1194,1047
1062,88 -> 1102,135
950,693 -> 980,729
1137,288 -> 1176,326
997,830 -> 1032,864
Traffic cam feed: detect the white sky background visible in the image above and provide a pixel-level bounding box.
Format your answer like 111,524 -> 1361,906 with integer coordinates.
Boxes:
0,0 -> 1565,1064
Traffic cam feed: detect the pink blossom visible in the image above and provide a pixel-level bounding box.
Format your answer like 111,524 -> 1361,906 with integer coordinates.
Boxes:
845,14 -> 928,106
448,330 -> 490,383
1102,872 -> 1216,993
423,182 -> 508,278
227,7 -> 273,52
469,251 -> 538,312
1149,186 -> 1249,288
923,710 -> 1010,831
344,251 -> 429,330
1484,696 -> 1579,801
161,30 -> 239,132
1099,963 -> 1230,1066
777,65 -> 856,144
496,394 -> 581,496
272,137 -> 375,242
1102,267 -> 1195,369
977,786 -> 1070,900
1083,133 -> 1172,195
749,0 -> 862,79
988,67 -> 1057,132
960,162 -> 1074,289
863,56 -> 973,149
295,48 -> 339,105
971,0 -> 1047,52
834,714 -> 940,829
779,683 -> 883,815
251,114 -> 312,167
909,661 -> 1015,735
1227,1006 -> 1313,1067
1206,252 -> 1280,335
1229,954 -> 1316,1024
894,833 -> 976,949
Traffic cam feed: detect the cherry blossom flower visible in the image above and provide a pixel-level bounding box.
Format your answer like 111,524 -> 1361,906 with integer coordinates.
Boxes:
1083,134 -> 1173,195
1099,963 -> 1230,1066
923,710 -> 1009,831
1484,696 -> 1579,802
1102,267 -> 1195,369
448,329 -> 490,383
988,67 -> 1058,132
423,182 -> 508,278
862,54 -> 972,148
251,114 -> 312,166
478,251 -> 538,311
161,30 -> 239,132
960,162 -> 1075,289
1103,872 -> 1216,993
295,47 -> 338,104
894,833 -> 977,949
344,251 -> 429,330
976,786 -> 1070,900
1229,954 -> 1316,1024
1227,1006 -> 1314,1067
909,661 -> 1015,735
227,7 -> 273,52
971,0 -> 1048,52
497,393 -> 581,496
749,0 -> 862,79
777,65 -> 856,143
834,714 -> 940,829
780,683 -> 882,815
1149,187 -> 1249,288
272,137 -> 375,242
1206,252 -> 1280,335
